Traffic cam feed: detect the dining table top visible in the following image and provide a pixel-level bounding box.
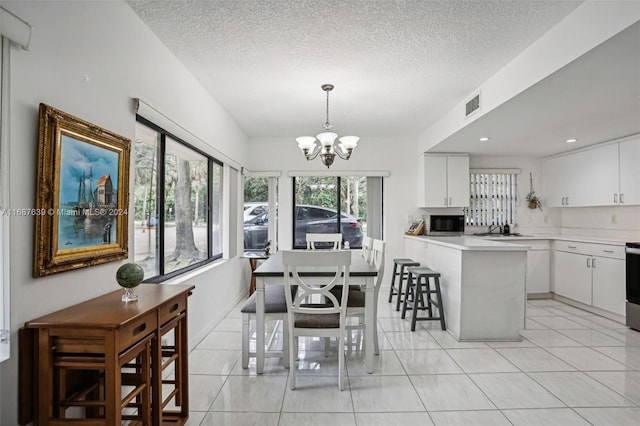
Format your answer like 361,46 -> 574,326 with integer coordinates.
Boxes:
253,250 -> 377,277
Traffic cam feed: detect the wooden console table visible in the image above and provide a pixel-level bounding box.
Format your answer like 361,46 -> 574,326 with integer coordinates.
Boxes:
19,283 -> 195,425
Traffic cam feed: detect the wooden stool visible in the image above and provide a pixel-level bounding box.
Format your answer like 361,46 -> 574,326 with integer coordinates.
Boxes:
52,333 -> 152,424
388,258 -> 420,311
401,266 -> 446,331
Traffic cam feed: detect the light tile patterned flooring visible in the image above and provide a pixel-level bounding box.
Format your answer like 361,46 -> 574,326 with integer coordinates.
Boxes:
183,291 -> 640,426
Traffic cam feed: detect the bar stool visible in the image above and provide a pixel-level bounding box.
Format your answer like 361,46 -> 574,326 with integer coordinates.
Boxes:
402,266 -> 446,332
388,258 -> 420,311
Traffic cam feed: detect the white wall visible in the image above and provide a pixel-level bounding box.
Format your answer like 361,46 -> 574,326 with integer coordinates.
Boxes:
0,2 -> 249,424
247,135 -> 419,276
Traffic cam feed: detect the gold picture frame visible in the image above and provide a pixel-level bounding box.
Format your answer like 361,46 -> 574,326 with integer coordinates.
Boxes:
33,104 -> 130,277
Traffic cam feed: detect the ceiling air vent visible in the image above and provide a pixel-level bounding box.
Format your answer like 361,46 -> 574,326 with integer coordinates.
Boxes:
465,93 -> 480,117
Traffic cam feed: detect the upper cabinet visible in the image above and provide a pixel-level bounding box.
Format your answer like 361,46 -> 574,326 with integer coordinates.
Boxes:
544,135 -> 640,207
619,137 -> 640,205
418,154 -> 469,208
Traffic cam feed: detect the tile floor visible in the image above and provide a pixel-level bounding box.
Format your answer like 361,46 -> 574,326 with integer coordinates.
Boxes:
183,291 -> 640,426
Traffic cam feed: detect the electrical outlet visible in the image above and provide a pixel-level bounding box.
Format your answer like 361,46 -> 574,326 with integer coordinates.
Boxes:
612,214 -> 618,224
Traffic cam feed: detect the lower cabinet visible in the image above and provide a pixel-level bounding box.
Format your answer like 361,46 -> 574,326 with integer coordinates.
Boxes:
554,241 -> 626,316
592,256 -> 626,316
526,248 -> 551,294
554,251 -> 593,305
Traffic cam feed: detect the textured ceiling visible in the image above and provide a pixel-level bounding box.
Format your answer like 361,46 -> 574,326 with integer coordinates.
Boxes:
126,0 -> 584,142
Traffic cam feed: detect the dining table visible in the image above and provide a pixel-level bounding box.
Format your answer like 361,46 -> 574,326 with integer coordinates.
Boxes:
253,249 -> 378,374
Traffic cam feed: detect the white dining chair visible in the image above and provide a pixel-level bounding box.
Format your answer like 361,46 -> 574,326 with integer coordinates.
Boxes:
306,233 -> 343,250
282,250 -> 351,390
345,238 -> 385,354
241,286 -> 289,370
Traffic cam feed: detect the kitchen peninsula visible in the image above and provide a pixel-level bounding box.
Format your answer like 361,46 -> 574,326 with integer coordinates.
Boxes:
405,235 -> 528,341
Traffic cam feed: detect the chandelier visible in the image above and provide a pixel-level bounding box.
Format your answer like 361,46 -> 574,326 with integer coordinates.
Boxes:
296,84 -> 359,168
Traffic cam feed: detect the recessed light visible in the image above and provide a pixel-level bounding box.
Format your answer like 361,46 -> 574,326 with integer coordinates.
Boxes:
479,137 -> 490,142
566,138 -> 577,143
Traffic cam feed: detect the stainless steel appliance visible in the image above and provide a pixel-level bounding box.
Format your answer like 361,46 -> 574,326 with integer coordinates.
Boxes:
626,242 -> 640,331
429,215 -> 464,235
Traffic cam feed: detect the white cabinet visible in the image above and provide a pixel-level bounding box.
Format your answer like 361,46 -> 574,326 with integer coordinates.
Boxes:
592,256 -> 626,316
553,241 -> 626,316
619,137 -> 640,205
544,135 -> 640,207
418,154 -> 469,208
526,246 -> 551,294
554,251 -> 593,305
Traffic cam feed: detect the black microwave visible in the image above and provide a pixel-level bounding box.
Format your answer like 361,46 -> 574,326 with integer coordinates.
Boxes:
429,215 -> 465,234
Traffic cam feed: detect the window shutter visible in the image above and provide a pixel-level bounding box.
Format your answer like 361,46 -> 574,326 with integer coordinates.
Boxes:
465,172 -> 518,226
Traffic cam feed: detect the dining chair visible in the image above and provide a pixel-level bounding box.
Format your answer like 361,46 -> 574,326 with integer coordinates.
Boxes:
282,250 -> 351,390
345,238 -> 385,354
361,236 -> 374,263
241,286 -> 289,370
306,233 -> 343,250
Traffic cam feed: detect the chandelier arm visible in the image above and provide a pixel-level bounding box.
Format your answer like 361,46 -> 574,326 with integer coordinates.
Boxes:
333,145 -> 352,160
304,143 -> 322,161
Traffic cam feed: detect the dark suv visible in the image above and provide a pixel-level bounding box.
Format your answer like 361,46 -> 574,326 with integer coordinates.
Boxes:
243,204 -> 363,250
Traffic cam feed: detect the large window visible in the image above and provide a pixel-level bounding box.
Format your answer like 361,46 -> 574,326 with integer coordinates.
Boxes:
134,117 -> 223,281
464,171 -> 518,226
292,176 -> 368,249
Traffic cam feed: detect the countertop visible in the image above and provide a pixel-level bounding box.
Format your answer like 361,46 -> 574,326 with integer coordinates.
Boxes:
405,235 -> 529,251
407,233 -> 630,246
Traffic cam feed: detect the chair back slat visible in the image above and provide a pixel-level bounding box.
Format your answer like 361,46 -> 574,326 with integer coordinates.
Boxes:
306,233 -> 343,250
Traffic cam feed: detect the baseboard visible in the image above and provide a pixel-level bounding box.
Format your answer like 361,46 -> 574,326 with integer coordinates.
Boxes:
552,293 -> 625,325
527,292 -> 553,300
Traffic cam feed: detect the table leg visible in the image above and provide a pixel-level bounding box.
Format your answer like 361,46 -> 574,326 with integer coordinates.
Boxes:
256,276 -> 265,374
249,258 -> 258,295
365,277 -> 374,374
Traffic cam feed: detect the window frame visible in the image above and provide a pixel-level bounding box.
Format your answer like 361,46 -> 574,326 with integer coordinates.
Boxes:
135,115 -> 223,282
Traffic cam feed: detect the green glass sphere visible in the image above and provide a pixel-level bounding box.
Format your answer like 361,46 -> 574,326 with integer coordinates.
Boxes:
116,263 -> 144,288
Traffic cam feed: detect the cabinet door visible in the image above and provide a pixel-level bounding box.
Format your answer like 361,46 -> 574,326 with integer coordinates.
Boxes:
423,155 -> 448,207
544,155 -> 572,207
592,256 -> 626,316
554,251 -> 592,305
619,137 -> 640,205
578,143 -> 619,206
526,249 -> 550,294
446,155 -> 470,207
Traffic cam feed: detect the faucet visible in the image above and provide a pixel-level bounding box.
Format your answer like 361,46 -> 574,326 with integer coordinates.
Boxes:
487,224 -> 502,234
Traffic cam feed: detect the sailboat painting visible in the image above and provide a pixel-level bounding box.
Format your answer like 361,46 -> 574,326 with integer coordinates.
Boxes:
34,103 -> 130,278
57,134 -> 120,251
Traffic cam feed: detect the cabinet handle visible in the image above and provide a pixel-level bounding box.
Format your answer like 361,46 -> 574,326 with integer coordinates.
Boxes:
444,197 -> 447,206
587,258 -> 591,268
614,193 -> 618,203
561,197 -> 565,205
566,197 -> 569,205
592,257 -> 596,268
568,245 -> 577,249
621,194 -> 624,204
603,250 -> 614,253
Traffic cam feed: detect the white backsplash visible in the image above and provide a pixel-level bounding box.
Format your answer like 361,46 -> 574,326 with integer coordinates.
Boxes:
558,205 -> 640,241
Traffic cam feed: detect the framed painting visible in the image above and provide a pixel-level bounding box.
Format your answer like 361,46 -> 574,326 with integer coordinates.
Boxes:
33,103 -> 130,277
